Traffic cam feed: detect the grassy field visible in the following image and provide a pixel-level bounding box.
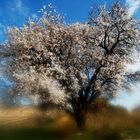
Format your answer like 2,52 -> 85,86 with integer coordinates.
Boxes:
0,102 -> 140,140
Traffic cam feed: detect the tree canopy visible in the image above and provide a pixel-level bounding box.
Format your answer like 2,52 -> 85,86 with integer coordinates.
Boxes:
1,2 -> 140,127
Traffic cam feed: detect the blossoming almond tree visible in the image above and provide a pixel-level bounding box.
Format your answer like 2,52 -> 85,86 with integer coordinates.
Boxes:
1,2 -> 140,128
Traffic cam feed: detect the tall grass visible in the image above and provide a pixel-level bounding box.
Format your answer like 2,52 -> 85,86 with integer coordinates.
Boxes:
0,100 -> 140,139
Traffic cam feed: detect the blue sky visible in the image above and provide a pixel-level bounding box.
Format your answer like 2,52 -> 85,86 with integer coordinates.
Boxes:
0,0 -> 125,42
0,0 -> 140,109
0,0 -> 140,41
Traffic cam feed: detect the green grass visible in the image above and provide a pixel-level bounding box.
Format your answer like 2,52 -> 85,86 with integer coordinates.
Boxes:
122,126 -> 140,139
0,123 -> 139,140
0,128 -> 124,140
0,128 -> 60,140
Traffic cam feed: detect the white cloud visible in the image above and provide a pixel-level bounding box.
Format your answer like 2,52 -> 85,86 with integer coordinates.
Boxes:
7,0 -> 29,17
112,83 -> 140,111
126,0 -> 140,16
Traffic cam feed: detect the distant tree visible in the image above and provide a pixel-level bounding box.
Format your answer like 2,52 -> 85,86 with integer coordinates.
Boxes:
1,2 -> 140,128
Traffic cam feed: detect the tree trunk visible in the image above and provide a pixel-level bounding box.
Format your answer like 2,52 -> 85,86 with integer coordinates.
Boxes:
73,109 -> 86,130
38,101 -> 48,111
